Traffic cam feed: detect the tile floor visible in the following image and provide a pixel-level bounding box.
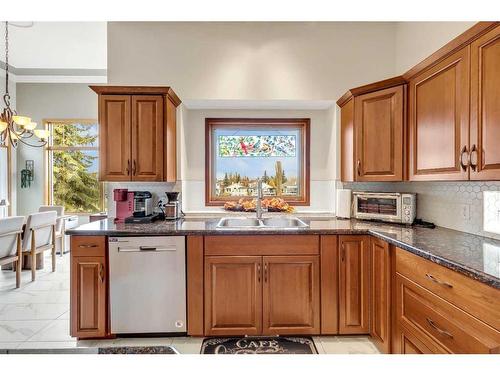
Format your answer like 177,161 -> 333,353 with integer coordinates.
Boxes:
0,252 -> 380,354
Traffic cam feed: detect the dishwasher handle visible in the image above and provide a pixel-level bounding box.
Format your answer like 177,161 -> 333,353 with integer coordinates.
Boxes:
117,246 -> 178,253
140,246 -> 157,251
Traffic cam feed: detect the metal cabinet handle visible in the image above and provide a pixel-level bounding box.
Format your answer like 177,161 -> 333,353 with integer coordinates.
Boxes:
469,144 -> 478,172
357,159 -> 361,176
126,159 -> 131,175
459,145 -> 469,172
341,243 -> 346,262
133,160 -> 137,176
425,273 -> 453,288
257,263 -> 261,283
264,263 -> 268,283
426,318 -> 453,339
78,244 -> 97,248
98,264 -> 104,283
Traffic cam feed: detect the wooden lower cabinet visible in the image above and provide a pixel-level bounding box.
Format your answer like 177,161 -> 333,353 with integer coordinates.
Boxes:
70,256 -> 107,338
262,256 -> 320,335
398,326 -> 438,354
204,255 -> 320,336
339,235 -> 370,334
370,237 -> 391,353
204,256 -> 262,336
395,273 -> 500,354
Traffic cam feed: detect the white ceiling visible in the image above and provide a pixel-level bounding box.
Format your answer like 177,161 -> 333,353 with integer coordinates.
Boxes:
0,22 -> 107,70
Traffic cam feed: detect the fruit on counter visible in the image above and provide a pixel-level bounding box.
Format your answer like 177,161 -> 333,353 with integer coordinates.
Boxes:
223,197 -> 294,213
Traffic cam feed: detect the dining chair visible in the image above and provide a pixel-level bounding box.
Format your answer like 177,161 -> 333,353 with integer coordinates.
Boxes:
39,205 -> 65,256
0,216 -> 25,288
22,211 -> 57,282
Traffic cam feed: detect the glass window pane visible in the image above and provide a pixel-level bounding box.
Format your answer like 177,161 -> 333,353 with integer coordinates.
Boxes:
52,150 -> 100,213
357,197 -> 397,216
52,122 -> 98,147
213,127 -> 301,198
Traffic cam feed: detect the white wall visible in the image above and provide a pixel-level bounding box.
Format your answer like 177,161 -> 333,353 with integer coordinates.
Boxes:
107,22 -> 398,101
15,83 -> 98,216
395,22 -> 476,73
2,22 -> 107,69
106,22 -> 401,213
180,107 -> 336,213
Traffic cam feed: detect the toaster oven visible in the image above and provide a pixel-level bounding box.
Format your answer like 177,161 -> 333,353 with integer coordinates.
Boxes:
352,192 -> 416,224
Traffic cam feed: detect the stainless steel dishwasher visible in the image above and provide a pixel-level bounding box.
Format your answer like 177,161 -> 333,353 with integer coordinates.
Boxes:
108,236 -> 186,334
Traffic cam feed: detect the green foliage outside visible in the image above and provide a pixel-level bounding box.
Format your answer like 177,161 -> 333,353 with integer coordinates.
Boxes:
52,123 -> 100,213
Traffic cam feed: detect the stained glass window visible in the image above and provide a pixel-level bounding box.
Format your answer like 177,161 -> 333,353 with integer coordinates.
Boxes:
218,135 -> 296,157
206,118 -> 310,205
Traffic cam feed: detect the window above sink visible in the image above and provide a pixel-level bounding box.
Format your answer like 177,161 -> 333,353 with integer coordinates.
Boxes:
205,118 -> 310,207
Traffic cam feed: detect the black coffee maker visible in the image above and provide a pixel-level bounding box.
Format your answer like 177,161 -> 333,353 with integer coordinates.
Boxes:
162,192 -> 183,220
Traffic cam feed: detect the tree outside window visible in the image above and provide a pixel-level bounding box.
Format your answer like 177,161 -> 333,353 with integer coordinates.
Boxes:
45,120 -> 104,214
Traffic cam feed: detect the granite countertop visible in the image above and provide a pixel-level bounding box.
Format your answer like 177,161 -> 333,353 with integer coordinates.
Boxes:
67,216 -> 500,289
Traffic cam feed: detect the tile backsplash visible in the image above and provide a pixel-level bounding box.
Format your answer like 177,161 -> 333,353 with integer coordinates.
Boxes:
343,181 -> 500,240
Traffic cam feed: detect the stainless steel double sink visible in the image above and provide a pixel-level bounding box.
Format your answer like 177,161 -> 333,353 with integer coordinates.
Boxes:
216,216 -> 309,229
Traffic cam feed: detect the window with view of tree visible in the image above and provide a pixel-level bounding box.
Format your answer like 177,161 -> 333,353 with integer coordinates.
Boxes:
46,120 -> 103,213
205,118 -> 310,206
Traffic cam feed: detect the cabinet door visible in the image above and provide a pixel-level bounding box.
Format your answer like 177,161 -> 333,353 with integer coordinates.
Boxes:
339,235 -> 370,334
131,95 -> 164,181
262,256 -> 320,335
204,256 -> 262,336
355,86 -> 404,181
370,238 -> 391,353
470,26 -> 500,180
70,256 -> 106,338
409,47 -> 470,181
99,95 -> 131,181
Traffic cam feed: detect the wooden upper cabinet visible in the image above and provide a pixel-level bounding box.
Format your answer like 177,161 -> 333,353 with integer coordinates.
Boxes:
70,255 -> 107,338
91,86 -> 181,182
204,256 -> 262,336
131,95 -> 164,181
338,77 -> 406,183
338,235 -> 370,334
370,237 -> 391,353
99,95 -> 131,181
262,256 -> 320,335
409,47 -> 470,181
470,25 -> 500,180
340,99 -> 355,182
355,86 -> 405,181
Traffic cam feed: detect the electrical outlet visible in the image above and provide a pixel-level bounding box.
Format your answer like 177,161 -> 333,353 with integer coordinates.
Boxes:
460,204 -> 470,221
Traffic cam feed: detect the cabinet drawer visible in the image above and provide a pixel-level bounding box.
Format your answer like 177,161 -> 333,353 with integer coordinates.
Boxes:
204,235 -> 319,256
395,247 -> 500,330
397,273 -> 500,354
71,236 -> 106,257
398,325 -> 445,354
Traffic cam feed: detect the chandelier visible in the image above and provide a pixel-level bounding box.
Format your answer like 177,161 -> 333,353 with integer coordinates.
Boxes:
0,21 -> 49,148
